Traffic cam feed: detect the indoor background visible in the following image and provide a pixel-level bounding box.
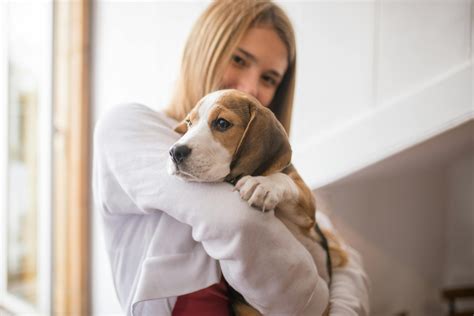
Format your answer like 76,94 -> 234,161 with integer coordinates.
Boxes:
0,1 -> 473,315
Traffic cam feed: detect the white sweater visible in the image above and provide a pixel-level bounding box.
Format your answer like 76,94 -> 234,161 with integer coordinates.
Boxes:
93,103 -> 369,316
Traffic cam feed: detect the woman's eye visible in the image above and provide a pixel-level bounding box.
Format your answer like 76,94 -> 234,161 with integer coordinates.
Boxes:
262,75 -> 277,87
214,118 -> 232,131
231,54 -> 246,67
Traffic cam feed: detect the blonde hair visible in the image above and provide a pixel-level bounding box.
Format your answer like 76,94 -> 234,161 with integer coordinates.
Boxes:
165,0 -> 296,134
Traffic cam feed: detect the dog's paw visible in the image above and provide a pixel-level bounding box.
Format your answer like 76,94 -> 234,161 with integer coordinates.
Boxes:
235,175 -> 288,212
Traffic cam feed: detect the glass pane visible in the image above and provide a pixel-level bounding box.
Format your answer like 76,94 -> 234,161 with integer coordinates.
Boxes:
6,2 -> 44,307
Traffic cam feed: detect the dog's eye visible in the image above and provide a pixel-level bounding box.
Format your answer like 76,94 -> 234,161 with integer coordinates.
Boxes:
214,118 -> 232,131
185,119 -> 192,127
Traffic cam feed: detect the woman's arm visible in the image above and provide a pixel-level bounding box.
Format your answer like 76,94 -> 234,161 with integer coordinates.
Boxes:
330,246 -> 370,315
93,103 -> 329,315
316,212 -> 370,315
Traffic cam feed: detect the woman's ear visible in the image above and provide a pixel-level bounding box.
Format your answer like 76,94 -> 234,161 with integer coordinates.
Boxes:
174,120 -> 188,134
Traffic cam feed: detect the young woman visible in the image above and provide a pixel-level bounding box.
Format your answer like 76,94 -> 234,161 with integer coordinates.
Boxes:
93,1 -> 369,315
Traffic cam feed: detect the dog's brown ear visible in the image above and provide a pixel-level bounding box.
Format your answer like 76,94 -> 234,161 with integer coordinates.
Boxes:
227,102 -> 292,180
174,119 -> 188,134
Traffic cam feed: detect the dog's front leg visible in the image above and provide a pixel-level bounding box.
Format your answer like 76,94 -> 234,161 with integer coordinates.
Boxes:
234,173 -> 299,212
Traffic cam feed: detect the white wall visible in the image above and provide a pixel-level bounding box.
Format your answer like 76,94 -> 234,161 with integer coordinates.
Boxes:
91,1 -> 473,315
376,1 -> 471,104
281,1 -> 375,143
291,0 -> 473,188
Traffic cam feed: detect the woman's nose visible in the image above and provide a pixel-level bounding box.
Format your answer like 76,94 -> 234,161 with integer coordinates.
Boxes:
234,74 -> 258,99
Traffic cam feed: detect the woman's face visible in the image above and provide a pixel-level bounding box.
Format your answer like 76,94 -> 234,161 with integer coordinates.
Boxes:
220,27 -> 288,108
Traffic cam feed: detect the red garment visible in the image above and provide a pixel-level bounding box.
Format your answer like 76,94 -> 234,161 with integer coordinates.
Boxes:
172,278 -> 230,316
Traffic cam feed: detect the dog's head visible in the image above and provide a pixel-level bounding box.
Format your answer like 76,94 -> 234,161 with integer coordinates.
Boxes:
168,89 -> 292,182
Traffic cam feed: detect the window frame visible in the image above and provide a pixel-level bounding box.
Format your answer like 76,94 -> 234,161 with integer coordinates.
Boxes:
52,0 -> 91,314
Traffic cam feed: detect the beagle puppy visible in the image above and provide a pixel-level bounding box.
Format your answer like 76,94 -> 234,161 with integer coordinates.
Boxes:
168,89 -> 347,315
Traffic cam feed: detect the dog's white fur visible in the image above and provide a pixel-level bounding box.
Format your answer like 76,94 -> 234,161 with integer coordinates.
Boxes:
235,174 -> 299,212
168,91 -> 233,182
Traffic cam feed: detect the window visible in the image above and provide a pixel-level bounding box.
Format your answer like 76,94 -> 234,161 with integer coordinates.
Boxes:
0,1 -> 53,314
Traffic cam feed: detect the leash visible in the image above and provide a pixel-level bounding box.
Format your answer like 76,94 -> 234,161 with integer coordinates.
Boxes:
314,221 -> 333,283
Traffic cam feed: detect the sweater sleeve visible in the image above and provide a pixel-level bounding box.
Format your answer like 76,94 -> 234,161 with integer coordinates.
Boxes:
93,103 -> 329,315
329,246 -> 370,316
315,212 -> 370,316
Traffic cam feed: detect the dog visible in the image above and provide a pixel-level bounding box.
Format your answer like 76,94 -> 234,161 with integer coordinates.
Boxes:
168,89 -> 347,315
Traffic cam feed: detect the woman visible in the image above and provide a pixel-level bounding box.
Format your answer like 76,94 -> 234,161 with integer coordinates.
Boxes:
93,1 -> 369,315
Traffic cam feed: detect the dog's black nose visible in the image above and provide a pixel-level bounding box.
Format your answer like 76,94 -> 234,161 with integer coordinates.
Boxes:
169,145 -> 192,164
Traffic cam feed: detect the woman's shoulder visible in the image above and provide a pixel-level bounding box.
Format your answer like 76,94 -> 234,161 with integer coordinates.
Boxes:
94,103 -> 179,151
94,103 -> 179,143
96,103 -> 177,130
